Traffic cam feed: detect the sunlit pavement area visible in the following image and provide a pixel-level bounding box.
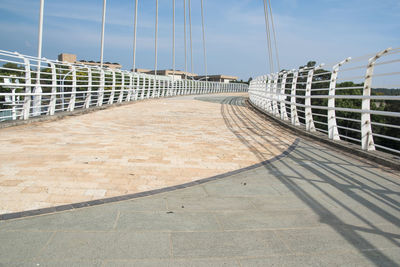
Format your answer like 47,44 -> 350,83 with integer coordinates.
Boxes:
0,94 -> 399,266
0,93 -> 294,214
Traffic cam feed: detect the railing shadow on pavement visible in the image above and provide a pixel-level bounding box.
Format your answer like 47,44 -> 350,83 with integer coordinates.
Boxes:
221,95 -> 400,266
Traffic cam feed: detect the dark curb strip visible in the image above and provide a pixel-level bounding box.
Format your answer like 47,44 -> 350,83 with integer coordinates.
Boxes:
0,138 -> 300,221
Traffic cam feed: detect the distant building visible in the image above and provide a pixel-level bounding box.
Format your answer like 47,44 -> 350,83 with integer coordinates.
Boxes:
134,69 -> 197,80
195,75 -> 238,83
58,53 -> 122,69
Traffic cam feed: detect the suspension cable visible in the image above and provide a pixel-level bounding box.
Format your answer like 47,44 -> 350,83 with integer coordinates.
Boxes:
133,0 -> 138,71
188,0 -> 193,74
268,0 -> 280,72
154,0 -> 158,76
200,0 -> 207,81
263,0 -> 273,73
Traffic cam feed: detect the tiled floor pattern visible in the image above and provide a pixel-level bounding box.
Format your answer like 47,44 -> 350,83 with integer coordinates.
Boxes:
0,93 -> 296,214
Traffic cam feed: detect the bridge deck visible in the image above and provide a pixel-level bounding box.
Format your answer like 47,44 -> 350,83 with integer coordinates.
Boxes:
0,94 -> 399,266
0,93 -> 294,214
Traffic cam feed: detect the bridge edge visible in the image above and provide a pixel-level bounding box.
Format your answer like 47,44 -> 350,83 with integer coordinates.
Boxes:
246,99 -> 400,172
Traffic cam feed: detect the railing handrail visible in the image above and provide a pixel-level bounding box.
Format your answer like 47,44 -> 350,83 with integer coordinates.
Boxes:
0,50 -> 248,122
248,47 -> 400,155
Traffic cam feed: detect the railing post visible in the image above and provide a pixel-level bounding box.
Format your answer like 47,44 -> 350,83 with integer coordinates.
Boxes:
305,68 -> 316,132
108,69 -> 116,105
361,47 -> 391,151
328,58 -> 351,140
153,78 -> 157,98
140,75 -> 145,100
97,69 -> 105,106
68,64 -> 77,111
290,70 -> 300,126
146,77 -> 151,99
161,80 -> 165,97
118,70 -> 125,103
32,58 -> 43,117
15,53 -> 32,120
166,79 -> 170,97
266,75 -> 272,112
259,78 -> 263,107
46,60 -> 57,115
84,67 -> 92,109
280,72 -> 288,121
126,72 -> 132,101
272,73 -> 280,117
132,73 -> 138,101
153,77 -> 157,98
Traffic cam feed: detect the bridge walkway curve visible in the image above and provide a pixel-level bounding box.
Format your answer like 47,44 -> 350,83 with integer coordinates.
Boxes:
0,93 -> 399,266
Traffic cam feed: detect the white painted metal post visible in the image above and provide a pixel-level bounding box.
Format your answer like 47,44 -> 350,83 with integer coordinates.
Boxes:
266,76 -> 272,112
85,68 -> 92,109
46,60 -> 57,115
100,0 -> 107,68
200,0 -> 208,88
328,58 -> 350,140
280,72 -> 288,120
140,76 -> 144,100
290,70 -> 300,126
361,48 -> 391,151
305,69 -> 316,132
97,69 -> 105,106
108,69 -> 116,105
68,64 -> 77,111
127,73 -> 134,101
154,0 -> 158,76
118,70 -> 125,103
133,0 -> 138,71
152,78 -> 156,98
16,53 -> 32,120
33,0 -> 45,117
146,77 -> 151,99
272,73 -> 279,117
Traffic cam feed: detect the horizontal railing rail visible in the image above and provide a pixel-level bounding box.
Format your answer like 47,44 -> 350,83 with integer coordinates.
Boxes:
0,50 -> 248,122
249,47 -> 400,155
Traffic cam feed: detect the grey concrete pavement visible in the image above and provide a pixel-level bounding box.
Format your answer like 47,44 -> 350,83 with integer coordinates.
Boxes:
0,96 -> 399,266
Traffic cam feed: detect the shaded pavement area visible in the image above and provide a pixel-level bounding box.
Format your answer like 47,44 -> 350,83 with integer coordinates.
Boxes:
0,95 -> 399,266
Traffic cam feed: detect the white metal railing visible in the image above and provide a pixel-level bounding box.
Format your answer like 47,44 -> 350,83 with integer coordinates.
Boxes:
0,50 -> 248,122
249,47 -> 400,155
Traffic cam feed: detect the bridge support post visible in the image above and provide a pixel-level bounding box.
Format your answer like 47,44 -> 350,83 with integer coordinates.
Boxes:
361,47 -> 391,151
305,69 -> 316,132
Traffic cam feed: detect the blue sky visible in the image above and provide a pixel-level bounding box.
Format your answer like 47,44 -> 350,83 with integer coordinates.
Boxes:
0,0 -> 399,80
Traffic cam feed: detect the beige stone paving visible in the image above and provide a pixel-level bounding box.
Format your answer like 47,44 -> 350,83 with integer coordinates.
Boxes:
0,93 -> 296,214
